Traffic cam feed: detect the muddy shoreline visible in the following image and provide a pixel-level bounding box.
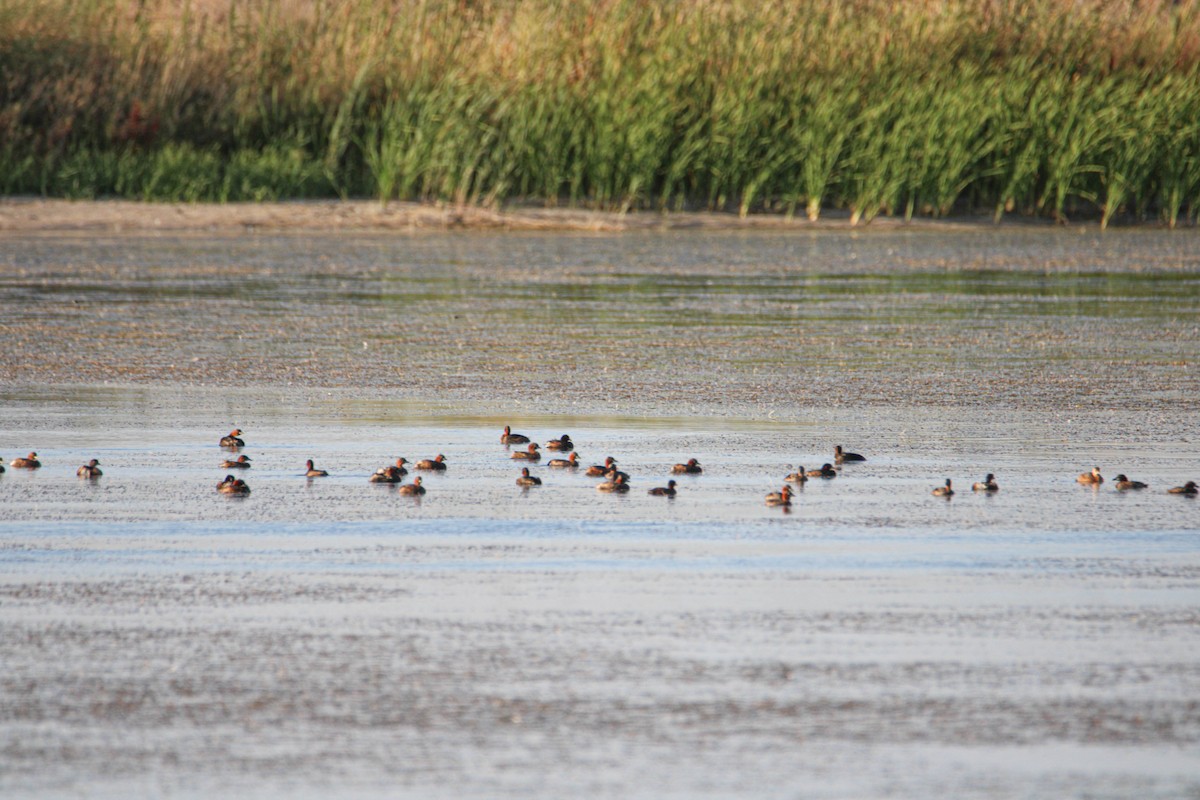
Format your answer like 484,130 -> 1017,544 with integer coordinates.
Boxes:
0,197 -> 1093,234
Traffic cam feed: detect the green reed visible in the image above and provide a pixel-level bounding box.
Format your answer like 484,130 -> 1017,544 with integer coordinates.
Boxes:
3,0 -> 1200,225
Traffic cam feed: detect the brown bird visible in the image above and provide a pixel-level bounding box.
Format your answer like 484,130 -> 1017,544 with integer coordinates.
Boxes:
765,486 -> 793,507
397,476 -> 426,495
586,457 -> 618,477
972,473 -> 999,492
500,425 -> 530,445
516,467 -> 542,487
77,458 -> 102,478
416,454 -> 448,471
510,443 -> 541,461
1114,474 -> 1148,490
220,429 -> 245,448
369,466 -> 405,484
217,475 -> 250,495
834,445 -> 866,463
548,452 -> 580,468
784,467 -> 808,484
597,474 -> 631,493
10,452 -> 41,469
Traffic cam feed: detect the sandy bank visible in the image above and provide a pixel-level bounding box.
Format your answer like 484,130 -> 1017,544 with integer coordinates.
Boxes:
0,197 -> 1035,234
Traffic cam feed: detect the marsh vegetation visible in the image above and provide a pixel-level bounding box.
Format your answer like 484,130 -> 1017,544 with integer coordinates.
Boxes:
3,0 -> 1200,225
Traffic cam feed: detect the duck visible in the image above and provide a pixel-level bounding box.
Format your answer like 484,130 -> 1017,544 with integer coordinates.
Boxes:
397,476 -> 426,495
510,443 -> 541,461
972,473 -> 999,492
597,474 -> 631,493
807,463 -> 837,478
220,455 -> 252,469
416,454 -> 448,471
586,457 -> 618,477
547,452 -> 580,468
932,478 -> 954,497
500,425 -> 530,445
648,479 -> 678,497
0,462 -> 5,473
369,466 -> 405,484
1168,481 -> 1198,495
671,458 -> 702,475
834,445 -> 866,463
76,458 -> 102,478
220,429 -> 245,448
217,475 -> 250,495
391,458 -> 410,477
1077,467 -> 1104,485
545,434 -> 574,451
304,459 -> 328,477
784,467 -> 808,484
765,486 -> 793,507
604,465 -> 631,483
516,467 -> 542,487
1114,474 -> 1148,490
10,452 -> 41,469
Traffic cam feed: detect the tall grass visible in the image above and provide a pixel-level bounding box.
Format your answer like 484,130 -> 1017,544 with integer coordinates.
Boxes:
3,0 -> 1200,225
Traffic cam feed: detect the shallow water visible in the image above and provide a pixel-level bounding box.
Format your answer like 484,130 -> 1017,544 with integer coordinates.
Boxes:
2,228 -> 1200,798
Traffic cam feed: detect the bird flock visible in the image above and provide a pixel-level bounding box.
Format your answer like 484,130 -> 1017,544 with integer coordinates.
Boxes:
6,426 -> 1198,504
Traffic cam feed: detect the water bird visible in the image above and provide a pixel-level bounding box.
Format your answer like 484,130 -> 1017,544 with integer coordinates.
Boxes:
603,465 -> 631,483
597,474 -> 630,493
648,480 -> 678,497
545,434 -> 574,451
1077,467 -> 1104,485
511,443 -> 541,461
1168,481 -> 1198,495
217,475 -> 250,495
220,455 -> 252,469
765,486 -> 793,507
547,452 -> 580,468
586,457 -> 618,477
10,452 -> 40,469
500,425 -> 530,445
672,458 -> 702,475
807,464 -> 837,478
304,459 -> 328,477
516,467 -> 542,487
369,466 -> 405,484
835,445 -> 866,463
397,476 -> 426,495
77,458 -> 102,478
1114,474 -> 1148,490
784,467 -> 808,484
972,473 -> 999,492
220,429 -> 245,448
416,454 -> 448,470
932,479 -> 954,497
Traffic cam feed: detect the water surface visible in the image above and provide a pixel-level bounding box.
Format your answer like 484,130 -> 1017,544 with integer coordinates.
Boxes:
1,228 -> 1199,799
